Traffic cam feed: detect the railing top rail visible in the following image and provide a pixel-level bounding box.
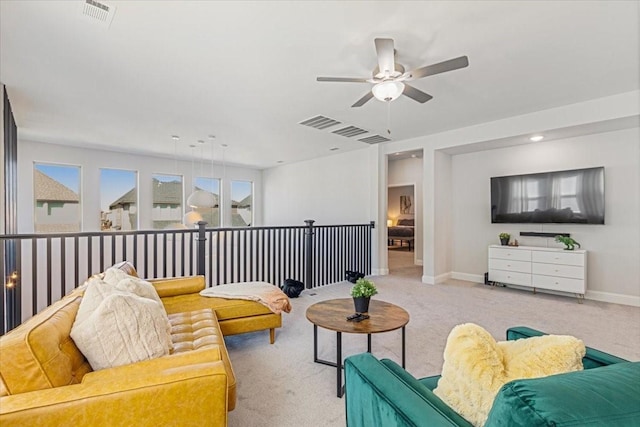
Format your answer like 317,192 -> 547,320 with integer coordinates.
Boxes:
0,222 -> 375,240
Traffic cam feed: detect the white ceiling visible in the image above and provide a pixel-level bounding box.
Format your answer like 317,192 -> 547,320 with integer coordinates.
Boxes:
1,1 -> 638,169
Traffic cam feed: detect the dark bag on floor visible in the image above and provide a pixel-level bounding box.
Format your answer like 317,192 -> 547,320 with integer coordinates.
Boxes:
345,270 -> 365,284
281,279 -> 304,298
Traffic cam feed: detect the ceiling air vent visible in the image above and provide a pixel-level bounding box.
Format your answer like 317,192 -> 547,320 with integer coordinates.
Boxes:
331,126 -> 368,138
359,135 -> 391,144
299,115 -> 342,130
79,0 -> 117,28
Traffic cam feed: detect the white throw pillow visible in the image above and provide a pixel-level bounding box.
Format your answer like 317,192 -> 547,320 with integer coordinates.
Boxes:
70,291 -> 171,371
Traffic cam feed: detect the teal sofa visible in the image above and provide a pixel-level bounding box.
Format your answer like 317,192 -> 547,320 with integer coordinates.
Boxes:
344,326 -> 640,427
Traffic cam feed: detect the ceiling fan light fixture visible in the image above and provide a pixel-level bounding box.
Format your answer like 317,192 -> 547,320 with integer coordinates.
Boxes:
372,81 -> 405,102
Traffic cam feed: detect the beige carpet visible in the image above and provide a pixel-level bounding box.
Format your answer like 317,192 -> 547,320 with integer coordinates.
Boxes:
226,261 -> 640,427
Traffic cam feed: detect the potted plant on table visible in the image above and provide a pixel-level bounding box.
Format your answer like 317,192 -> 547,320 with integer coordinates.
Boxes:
499,232 -> 511,246
350,278 -> 378,314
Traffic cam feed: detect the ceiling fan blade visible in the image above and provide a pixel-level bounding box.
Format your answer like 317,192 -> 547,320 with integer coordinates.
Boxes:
402,84 -> 433,103
374,38 -> 395,76
409,56 -> 469,79
317,77 -> 369,83
351,91 -> 374,108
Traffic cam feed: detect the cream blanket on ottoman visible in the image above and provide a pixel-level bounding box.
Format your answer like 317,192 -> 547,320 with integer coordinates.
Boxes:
200,282 -> 292,314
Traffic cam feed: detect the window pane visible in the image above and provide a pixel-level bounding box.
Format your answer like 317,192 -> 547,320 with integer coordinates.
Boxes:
34,163 -> 81,233
152,174 -> 183,229
100,169 -> 138,231
231,180 -> 252,227
193,177 -> 220,227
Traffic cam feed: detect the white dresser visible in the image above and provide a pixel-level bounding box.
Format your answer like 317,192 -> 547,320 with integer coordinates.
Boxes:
488,245 -> 586,301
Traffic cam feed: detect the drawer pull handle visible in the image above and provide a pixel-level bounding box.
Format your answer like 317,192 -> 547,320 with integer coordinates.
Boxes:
555,282 -> 559,284
507,264 -> 511,267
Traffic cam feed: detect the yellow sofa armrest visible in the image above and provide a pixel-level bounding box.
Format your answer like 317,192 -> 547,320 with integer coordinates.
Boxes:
0,348 -> 227,426
147,276 -> 205,298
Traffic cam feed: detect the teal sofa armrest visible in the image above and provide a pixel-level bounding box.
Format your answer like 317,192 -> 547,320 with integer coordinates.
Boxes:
486,362 -> 640,426
507,326 -> 629,368
344,353 -> 470,427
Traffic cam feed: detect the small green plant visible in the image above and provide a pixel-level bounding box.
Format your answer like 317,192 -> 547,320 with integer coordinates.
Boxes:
555,235 -> 581,250
499,232 -> 511,240
350,278 -> 378,298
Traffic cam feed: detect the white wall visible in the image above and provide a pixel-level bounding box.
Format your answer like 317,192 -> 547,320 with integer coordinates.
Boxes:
262,148 -> 373,226
450,128 -> 640,303
387,185 -> 413,221
17,140 -> 263,232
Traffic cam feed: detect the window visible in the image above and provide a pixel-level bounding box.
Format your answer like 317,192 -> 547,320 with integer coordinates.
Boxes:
34,163 -> 81,233
152,174 -> 183,229
100,169 -> 138,231
193,177 -> 220,227
231,180 -> 252,226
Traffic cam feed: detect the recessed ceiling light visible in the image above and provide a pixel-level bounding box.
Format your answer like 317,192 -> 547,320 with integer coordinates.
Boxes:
530,135 -> 544,142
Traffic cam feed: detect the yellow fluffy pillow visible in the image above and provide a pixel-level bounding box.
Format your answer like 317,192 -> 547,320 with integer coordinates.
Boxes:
433,323 -> 585,427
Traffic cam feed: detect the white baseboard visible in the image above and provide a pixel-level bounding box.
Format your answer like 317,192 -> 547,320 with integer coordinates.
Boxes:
415,259 -> 423,266
372,268 -> 389,276
499,284 -> 640,307
422,273 -> 450,285
586,290 -> 640,307
451,272 -> 484,283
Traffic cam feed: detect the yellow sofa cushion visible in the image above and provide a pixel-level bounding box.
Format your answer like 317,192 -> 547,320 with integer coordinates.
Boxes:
434,323 -> 585,426
169,309 -> 237,411
0,288 -> 91,395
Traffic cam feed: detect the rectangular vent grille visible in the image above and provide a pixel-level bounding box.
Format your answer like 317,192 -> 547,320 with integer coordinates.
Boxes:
359,135 -> 391,144
332,126 -> 368,138
79,0 -> 116,28
299,115 -> 341,130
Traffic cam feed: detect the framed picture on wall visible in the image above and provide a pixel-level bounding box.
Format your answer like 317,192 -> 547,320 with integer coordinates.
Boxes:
400,195 -> 413,214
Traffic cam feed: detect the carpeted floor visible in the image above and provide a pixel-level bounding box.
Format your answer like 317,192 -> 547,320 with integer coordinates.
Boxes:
225,253 -> 640,427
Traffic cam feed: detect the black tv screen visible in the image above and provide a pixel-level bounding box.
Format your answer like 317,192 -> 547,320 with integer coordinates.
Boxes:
491,167 -> 605,224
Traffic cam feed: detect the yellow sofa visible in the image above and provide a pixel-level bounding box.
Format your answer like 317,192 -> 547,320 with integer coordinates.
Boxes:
0,273 -> 283,426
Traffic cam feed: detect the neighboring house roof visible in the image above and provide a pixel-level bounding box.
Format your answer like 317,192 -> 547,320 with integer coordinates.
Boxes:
153,178 -> 182,204
194,186 -> 220,205
34,169 -> 79,202
238,194 -> 252,208
109,188 -> 137,210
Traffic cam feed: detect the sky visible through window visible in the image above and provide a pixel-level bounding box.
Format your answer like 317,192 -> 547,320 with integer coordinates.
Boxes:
232,180 -> 252,201
100,169 -> 137,211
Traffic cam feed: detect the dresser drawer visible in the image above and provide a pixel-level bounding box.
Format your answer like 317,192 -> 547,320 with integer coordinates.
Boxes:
489,258 -> 531,274
489,247 -> 531,262
532,262 -> 584,279
488,269 -> 531,286
531,250 -> 584,266
532,274 -> 585,294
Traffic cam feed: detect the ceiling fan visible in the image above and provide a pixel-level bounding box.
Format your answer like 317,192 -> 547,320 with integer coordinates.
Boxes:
317,38 -> 469,107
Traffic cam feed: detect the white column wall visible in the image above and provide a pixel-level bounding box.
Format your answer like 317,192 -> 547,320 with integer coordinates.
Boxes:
262,148 -> 372,226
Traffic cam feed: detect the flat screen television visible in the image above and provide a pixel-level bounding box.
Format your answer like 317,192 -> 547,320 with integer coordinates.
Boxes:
491,167 -> 604,224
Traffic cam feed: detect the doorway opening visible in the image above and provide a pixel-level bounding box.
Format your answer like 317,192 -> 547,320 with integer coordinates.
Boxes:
386,149 -> 423,277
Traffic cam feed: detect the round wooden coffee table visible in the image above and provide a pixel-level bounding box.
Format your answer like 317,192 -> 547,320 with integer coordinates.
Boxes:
306,298 -> 409,397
